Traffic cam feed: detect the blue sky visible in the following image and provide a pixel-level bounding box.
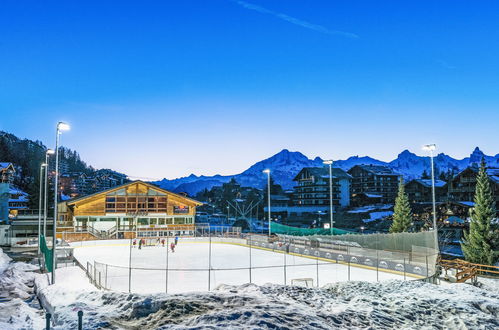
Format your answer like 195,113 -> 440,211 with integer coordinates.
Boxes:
1,0 -> 498,179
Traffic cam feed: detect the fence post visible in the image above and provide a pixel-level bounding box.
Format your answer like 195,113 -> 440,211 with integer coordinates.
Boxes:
426,255 -> 429,278
283,247 -> 287,285
128,237 -> 132,293
403,258 -> 406,281
166,235 -> 169,293
45,313 -> 51,330
348,259 -> 351,281
208,230 -> 212,291
249,234 -> 252,284
105,264 -> 108,289
316,253 -> 319,287
77,311 -> 83,330
376,250 -> 379,282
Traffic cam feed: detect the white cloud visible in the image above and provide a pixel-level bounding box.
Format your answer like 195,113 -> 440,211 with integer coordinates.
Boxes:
232,0 -> 359,39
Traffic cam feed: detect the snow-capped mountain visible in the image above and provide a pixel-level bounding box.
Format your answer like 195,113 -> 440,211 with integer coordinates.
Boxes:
153,147 -> 499,196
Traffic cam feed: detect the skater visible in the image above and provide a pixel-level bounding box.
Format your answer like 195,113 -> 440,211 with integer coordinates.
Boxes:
161,238 -> 165,247
138,238 -> 142,250
174,235 -> 179,246
170,242 -> 175,253
132,239 -> 137,248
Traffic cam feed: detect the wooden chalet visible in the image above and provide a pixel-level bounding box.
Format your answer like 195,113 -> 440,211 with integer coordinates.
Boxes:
405,179 -> 447,203
57,180 -> 202,240
347,165 -> 400,205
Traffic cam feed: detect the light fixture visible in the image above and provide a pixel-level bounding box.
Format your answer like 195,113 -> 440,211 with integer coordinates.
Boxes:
422,144 -> 436,151
57,122 -> 71,131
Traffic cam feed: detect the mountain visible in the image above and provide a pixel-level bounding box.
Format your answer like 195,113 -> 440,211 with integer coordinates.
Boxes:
153,147 -> 499,196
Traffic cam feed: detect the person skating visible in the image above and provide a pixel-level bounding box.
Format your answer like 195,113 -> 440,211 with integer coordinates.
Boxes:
138,238 -> 142,250
170,242 -> 175,253
132,239 -> 137,248
161,238 -> 165,247
174,235 -> 179,246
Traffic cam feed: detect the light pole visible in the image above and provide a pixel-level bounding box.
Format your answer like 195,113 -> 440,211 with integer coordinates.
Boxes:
226,205 -> 229,225
423,144 -> 438,250
323,160 -> 334,235
38,163 -> 46,254
263,169 -> 271,236
52,122 -> 70,284
43,149 -> 55,237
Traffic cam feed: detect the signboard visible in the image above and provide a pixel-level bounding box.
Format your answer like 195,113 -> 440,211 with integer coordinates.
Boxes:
126,211 -> 148,216
173,206 -> 189,214
323,223 -> 330,229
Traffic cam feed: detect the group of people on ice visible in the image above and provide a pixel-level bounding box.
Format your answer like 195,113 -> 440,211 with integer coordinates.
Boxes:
132,235 -> 179,252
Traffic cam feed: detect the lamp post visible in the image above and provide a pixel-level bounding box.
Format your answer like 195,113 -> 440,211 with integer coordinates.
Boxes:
423,144 -> 438,249
323,160 -> 334,235
38,163 -> 46,254
52,122 -> 70,284
263,169 -> 271,236
43,149 -> 55,237
226,205 -> 229,225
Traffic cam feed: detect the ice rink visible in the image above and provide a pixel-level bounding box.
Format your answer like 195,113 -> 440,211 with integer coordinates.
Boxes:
72,239 -> 406,293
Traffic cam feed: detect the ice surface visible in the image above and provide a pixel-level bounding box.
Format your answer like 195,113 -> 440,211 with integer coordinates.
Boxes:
72,240 -> 407,293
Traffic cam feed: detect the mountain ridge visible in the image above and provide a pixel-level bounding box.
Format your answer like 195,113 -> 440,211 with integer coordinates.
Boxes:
153,147 -> 499,196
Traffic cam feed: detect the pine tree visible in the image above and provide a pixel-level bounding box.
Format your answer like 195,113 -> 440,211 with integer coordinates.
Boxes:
390,178 -> 413,233
461,158 -> 498,265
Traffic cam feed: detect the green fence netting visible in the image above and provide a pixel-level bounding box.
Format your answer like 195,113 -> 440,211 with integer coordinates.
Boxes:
39,234 -> 53,272
270,222 -> 351,236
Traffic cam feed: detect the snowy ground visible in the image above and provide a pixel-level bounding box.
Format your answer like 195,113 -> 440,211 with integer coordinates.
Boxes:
36,274 -> 499,329
72,240 -> 407,293
2,246 -> 499,329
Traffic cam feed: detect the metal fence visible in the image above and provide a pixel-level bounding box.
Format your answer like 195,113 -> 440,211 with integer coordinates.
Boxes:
81,231 -> 439,294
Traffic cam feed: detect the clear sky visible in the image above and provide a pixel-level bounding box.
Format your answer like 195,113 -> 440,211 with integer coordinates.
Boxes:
1,0 -> 498,179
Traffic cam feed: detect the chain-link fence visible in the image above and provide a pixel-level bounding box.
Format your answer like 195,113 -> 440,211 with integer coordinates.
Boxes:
79,231 -> 438,294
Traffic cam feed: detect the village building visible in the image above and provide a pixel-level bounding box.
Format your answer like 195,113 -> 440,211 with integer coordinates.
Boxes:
347,165 -> 400,205
57,180 -> 202,240
448,166 -> 499,212
292,167 -> 351,209
405,179 -> 448,203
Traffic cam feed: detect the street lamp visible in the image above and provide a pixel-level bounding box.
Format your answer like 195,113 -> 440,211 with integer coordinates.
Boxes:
226,205 -> 229,225
38,163 -> 47,254
360,226 -> 365,234
323,160 -> 334,235
263,169 -> 271,236
52,122 -> 70,284
423,144 -> 438,249
43,149 -> 55,237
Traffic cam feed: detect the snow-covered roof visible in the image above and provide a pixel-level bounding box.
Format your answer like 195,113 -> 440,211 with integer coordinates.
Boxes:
362,211 -> 393,223
414,179 -> 447,188
350,164 -> 399,176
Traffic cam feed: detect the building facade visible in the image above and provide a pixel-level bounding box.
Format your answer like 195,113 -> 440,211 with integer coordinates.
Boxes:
58,180 -> 202,240
448,166 -> 499,211
347,165 -> 400,205
292,167 -> 351,208
405,179 -> 447,203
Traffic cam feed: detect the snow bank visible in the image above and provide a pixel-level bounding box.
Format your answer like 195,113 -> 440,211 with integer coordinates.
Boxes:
0,248 -> 44,330
37,279 -> 498,329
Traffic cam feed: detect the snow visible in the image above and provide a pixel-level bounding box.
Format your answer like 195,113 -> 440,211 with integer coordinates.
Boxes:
363,211 -> 394,223
0,248 -> 44,330
348,204 -> 392,213
2,246 -> 499,328
71,240 -> 407,294
37,278 -> 499,329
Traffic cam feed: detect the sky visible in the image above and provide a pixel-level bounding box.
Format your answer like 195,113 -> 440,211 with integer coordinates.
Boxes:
1,0 -> 498,179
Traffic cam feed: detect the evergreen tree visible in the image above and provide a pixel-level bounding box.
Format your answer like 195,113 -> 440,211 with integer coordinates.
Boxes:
389,178 -> 413,233
421,169 -> 430,179
461,158 -> 498,265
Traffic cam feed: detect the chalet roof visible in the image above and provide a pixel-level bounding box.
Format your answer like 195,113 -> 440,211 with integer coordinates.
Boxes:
408,179 -> 447,188
453,166 -> 499,184
348,164 -> 399,176
293,167 -> 351,181
62,180 -> 202,206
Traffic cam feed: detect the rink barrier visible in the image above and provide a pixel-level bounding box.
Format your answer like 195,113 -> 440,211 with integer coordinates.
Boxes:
79,234 -> 438,293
